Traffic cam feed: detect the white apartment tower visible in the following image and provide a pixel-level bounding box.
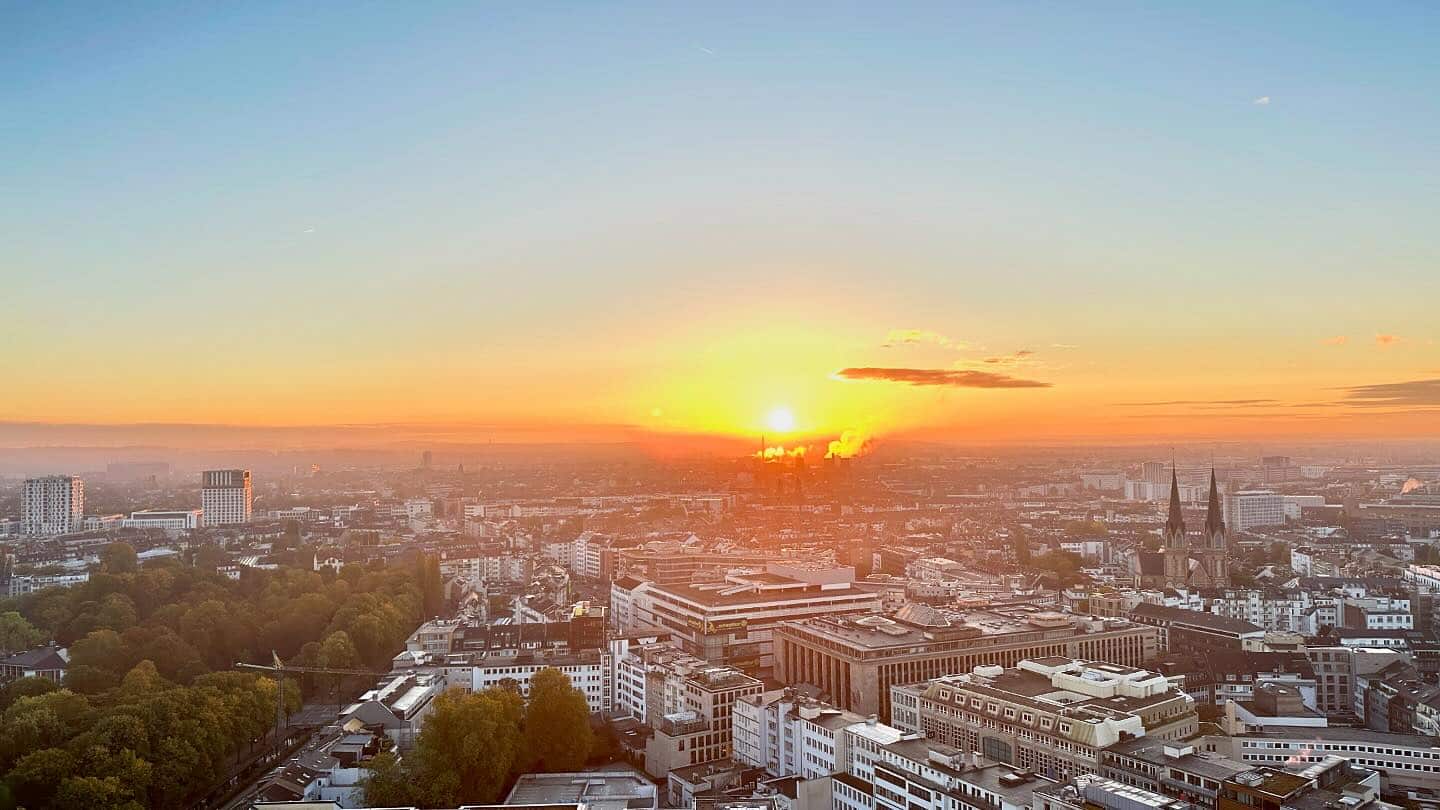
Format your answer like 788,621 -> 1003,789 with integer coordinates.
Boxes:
21,476 -> 85,536
201,469 -> 253,526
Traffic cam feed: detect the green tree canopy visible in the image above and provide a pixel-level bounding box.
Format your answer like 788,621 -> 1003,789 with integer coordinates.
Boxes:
523,668 -> 594,772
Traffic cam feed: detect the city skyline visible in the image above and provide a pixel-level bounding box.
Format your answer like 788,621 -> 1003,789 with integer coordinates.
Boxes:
6,3 -> 1439,450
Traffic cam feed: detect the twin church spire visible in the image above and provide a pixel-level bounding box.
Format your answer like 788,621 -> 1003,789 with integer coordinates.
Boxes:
1161,465 -> 1229,588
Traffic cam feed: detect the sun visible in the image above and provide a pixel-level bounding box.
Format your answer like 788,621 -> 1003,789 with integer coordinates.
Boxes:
766,406 -> 796,433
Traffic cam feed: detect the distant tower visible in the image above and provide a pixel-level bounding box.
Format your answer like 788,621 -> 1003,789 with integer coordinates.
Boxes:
1162,468 -> 1189,589
1197,469 -> 1230,587
421,450 -> 433,469
201,469 -> 252,526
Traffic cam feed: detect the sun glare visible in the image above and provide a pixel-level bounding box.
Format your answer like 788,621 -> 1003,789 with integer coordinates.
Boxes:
766,406 -> 796,433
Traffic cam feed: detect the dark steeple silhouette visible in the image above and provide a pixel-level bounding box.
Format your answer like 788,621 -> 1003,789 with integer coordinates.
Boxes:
1204,468 -> 1226,547
1164,468 -> 1186,547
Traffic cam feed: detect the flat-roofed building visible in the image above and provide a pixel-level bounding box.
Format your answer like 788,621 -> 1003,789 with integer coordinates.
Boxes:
1101,738 -> 1250,810
643,663 -> 764,779
1127,604 -> 1265,653
902,657 -> 1198,780
612,565 -> 881,677
1215,727 -> 1440,792
123,509 -> 202,532
774,603 -> 1159,721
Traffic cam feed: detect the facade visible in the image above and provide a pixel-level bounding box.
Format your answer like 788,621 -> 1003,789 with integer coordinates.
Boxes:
642,663 -> 764,778
124,509 -> 203,532
1101,738 -> 1249,810
21,475 -> 84,536
732,689 -> 866,779
905,658 -> 1198,780
773,604 -> 1158,722
202,468 -> 253,525
1126,604 -> 1264,654
1217,728 -> 1440,792
613,566 -> 880,677
1222,491 -> 1286,532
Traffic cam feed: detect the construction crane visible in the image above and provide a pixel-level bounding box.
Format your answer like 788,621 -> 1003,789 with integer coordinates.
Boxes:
236,653 -> 383,737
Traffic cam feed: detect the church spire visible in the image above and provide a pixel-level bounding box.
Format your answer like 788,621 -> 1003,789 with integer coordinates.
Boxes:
1165,467 -> 1185,546
1205,468 -> 1225,546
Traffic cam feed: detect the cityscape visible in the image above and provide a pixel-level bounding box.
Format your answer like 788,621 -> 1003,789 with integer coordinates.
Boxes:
5,4 -> 1440,810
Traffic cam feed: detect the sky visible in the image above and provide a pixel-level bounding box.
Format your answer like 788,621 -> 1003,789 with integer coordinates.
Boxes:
3,2 -> 1438,450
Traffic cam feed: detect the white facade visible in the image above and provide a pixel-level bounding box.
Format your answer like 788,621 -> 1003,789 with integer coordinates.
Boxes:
201,469 -> 253,525
468,656 -> 611,713
1223,490 -> 1286,531
733,691 -> 865,779
124,509 -> 202,532
21,476 -> 84,536
571,532 -> 609,579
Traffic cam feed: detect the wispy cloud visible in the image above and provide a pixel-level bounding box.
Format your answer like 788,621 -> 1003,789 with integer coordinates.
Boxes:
976,349 -> 1036,367
1253,96 -> 1271,106
1339,378 -> 1440,407
1116,399 -> 1279,408
881,329 -> 968,350
835,367 -> 1051,389
1375,334 -> 1404,348
1321,335 -> 1347,346
1050,343 -> 1079,350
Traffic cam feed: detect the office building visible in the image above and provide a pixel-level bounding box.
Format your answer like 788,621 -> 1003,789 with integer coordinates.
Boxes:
774,604 -> 1159,721
124,509 -> 203,532
21,475 -> 84,535
1126,604 -> 1264,653
1101,738 -> 1250,810
612,564 -> 881,677
1035,775 -> 1191,810
900,658 -> 1198,779
1222,491 -> 1286,532
642,662 -> 763,778
733,689 -> 866,779
202,469 -> 253,525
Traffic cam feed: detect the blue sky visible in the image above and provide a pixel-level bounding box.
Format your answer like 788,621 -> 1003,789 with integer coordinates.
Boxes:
3,2 -> 1438,440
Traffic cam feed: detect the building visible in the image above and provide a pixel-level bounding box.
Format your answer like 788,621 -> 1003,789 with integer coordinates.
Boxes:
202,469 -> 253,525
901,658 -> 1198,780
21,475 -> 84,535
835,736 -> 1043,810
1222,491 -> 1286,532
124,509 -> 203,532
1161,470 -> 1230,589
6,572 -> 90,597
1126,604 -> 1264,654
1035,775 -> 1191,810
1101,737 -> 1249,810
773,604 -> 1159,722
504,770 -> 658,810
338,672 -> 443,751
1217,727 -> 1440,792
642,663 -> 763,778
1217,759 -> 1387,810
0,647 -> 69,682
733,689 -> 866,779
613,564 -> 881,677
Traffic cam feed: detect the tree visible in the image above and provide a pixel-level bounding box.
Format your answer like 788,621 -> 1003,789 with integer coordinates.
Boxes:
0,690 -> 93,768
317,630 -> 361,670
101,542 -> 139,574
360,749 -> 415,806
53,775 -> 147,810
0,674 -> 60,711
523,668 -> 594,772
410,688 -> 523,805
0,610 -> 46,652
119,659 -> 172,698
5,746 -> 74,808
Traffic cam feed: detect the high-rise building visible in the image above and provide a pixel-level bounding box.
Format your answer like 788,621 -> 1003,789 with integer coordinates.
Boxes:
1223,490 -> 1286,532
201,469 -> 252,526
21,475 -> 84,536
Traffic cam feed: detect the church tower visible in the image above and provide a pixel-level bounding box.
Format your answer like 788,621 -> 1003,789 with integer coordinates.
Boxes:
1198,469 -> 1230,587
1162,468 -> 1189,588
